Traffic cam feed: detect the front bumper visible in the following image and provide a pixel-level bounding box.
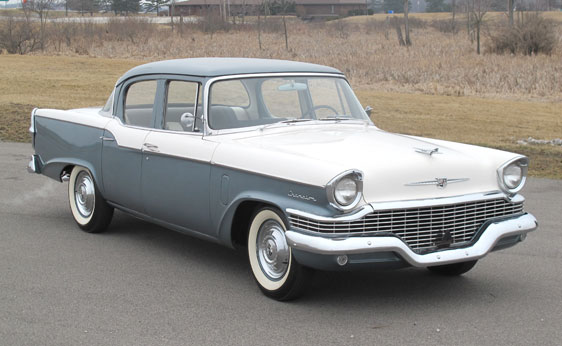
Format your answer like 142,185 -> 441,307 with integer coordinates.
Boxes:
286,213 -> 537,268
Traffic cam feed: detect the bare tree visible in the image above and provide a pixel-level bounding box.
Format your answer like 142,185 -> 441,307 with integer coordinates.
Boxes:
470,0 -> 488,54
0,13 -> 39,54
257,12 -> 262,50
507,0 -> 514,26
171,0 -> 175,31
452,0 -> 456,32
280,0 -> 292,51
144,0 -> 167,15
403,0 -> 411,46
22,0 -> 56,51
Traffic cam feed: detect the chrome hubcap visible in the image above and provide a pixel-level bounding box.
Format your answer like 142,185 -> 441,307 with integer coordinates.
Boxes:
74,171 -> 95,218
256,220 -> 290,281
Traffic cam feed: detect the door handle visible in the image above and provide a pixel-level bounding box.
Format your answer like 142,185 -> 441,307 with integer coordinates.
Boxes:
143,143 -> 159,153
100,136 -> 115,141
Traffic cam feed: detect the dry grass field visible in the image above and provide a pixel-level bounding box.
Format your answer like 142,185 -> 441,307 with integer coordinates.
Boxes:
0,54 -> 560,178
29,14 -> 561,102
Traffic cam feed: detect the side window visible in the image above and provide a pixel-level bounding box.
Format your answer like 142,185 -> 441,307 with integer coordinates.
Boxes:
124,80 -> 157,128
165,81 -> 200,132
211,80 -> 249,107
261,79 -> 302,118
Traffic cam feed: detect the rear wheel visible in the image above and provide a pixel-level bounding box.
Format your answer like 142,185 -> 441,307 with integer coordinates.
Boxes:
427,260 -> 478,276
247,207 -> 311,301
68,166 -> 113,233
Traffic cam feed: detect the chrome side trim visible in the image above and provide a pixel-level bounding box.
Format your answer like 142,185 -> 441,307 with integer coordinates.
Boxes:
287,204 -> 375,223
27,155 -> 41,174
29,108 -> 38,134
286,213 -> 538,267
405,178 -> 469,188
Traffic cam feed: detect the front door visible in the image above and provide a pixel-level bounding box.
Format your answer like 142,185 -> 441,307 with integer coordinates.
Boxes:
141,79 -> 218,234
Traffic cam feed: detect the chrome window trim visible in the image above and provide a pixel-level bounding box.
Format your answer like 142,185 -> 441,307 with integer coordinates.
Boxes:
203,72 -> 353,136
162,79 -> 203,133
99,90 -> 115,117
110,114 -> 202,136
287,191 -> 523,223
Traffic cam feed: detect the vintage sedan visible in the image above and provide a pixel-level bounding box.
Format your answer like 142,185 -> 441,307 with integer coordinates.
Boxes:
27,58 -> 537,300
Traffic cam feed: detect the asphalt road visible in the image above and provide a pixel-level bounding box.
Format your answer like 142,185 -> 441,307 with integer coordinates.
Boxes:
1,142 -> 561,346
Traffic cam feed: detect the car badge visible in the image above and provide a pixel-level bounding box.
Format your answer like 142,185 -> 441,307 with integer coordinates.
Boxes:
405,178 -> 469,188
434,229 -> 453,248
415,147 -> 442,156
288,190 -> 317,202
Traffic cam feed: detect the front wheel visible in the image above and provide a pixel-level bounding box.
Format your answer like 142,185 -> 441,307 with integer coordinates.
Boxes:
68,166 -> 114,233
427,260 -> 478,276
247,208 -> 311,301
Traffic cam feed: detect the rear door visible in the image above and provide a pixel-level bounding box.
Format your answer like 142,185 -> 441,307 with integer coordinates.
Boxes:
101,78 -> 161,212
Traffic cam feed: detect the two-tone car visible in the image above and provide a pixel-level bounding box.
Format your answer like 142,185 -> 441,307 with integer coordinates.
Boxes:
27,58 -> 537,300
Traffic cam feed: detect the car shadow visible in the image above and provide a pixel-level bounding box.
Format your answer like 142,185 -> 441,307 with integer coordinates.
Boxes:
103,210 -> 513,307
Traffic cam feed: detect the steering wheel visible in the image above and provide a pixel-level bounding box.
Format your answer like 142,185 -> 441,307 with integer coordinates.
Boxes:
305,105 -> 339,119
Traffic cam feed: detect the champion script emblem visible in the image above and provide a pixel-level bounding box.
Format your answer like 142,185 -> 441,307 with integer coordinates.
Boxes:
288,191 -> 317,202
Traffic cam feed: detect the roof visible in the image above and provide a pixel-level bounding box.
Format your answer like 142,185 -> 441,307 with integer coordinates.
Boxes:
117,58 -> 342,84
175,0 -> 366,5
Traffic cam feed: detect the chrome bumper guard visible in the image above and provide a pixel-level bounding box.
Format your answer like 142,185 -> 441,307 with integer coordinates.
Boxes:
27,155 -> 41,174
285,213 -> 537,267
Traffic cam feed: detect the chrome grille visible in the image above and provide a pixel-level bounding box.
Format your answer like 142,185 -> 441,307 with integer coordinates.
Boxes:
289,198 -> 524,251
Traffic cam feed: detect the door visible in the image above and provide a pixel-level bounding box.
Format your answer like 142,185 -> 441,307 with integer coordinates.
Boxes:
141,80 -> 218,234
101,79 -> 159,212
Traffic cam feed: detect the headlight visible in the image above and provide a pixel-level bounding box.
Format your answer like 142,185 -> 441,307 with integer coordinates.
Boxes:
327,170 -> 363,211
497,157 -> 528,195
334,177 -> 358,206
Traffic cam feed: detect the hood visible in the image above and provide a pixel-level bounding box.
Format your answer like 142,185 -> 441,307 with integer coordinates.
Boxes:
211,123 -> 517,203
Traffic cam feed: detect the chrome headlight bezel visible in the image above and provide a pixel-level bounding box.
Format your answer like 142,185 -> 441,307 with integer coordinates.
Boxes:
326,170 -> 364,211
497,156 -> 528,196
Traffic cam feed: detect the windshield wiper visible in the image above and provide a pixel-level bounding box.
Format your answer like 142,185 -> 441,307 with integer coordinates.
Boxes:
261,118 -> 312,130
281,118 -> 313,124
318,115 -> 355,121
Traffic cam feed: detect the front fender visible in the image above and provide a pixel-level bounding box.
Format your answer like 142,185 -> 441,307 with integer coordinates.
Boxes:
216,188 -> 331,248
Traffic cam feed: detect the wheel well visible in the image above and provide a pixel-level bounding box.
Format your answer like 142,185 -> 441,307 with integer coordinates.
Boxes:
231,201 -> 278,249
61,165 -> 74,181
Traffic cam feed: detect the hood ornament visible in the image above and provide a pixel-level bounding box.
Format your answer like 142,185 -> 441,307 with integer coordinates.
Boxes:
406,178 -> 469,188
415,147 -> 442,156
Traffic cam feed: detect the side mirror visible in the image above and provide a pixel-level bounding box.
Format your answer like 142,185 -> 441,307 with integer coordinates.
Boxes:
180,112 -> 196,131
364,106 -> 373,117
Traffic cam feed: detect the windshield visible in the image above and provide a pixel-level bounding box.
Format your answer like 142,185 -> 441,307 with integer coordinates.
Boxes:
208,76 -> 369,130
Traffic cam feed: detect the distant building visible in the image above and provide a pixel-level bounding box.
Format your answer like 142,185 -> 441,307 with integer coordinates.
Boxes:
171,0 -> 368,18
171,0 -> 263,17
295,0 -> 368,18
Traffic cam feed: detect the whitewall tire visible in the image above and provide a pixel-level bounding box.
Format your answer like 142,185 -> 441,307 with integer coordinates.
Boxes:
68,166 -> 113,233
247,207 -> 311,301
